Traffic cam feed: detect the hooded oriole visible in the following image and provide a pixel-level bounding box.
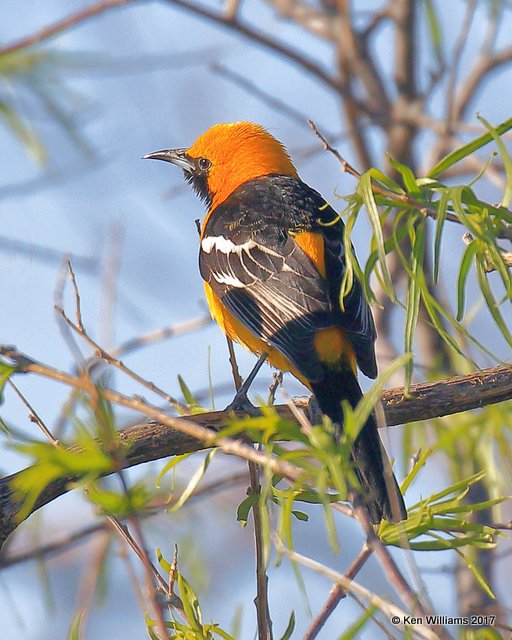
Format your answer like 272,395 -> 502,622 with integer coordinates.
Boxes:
145,122 -> 406,523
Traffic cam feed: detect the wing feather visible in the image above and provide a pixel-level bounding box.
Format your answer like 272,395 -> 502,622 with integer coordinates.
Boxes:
199,175 -> 377,380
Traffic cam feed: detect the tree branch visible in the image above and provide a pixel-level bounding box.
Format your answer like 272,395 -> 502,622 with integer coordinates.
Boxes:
0,0 -> 136,57
0,355 -> 510,549
160,0 -> 361,104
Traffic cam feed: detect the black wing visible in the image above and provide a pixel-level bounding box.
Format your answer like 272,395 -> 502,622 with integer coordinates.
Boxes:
200,175 -> 377,381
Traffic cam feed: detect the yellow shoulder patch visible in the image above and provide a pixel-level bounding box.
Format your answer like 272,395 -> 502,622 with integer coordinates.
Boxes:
293,231 -> 327,278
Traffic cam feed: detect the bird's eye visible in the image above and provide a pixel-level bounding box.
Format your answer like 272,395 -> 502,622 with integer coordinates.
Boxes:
198,157 -> 211,171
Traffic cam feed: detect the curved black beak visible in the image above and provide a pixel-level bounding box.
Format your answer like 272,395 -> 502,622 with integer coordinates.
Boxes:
142,148 -> 195,173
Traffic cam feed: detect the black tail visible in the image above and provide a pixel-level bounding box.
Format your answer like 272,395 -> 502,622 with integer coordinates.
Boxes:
311,368 -> 407,523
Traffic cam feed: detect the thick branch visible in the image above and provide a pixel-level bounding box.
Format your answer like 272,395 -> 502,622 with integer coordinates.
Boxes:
0,363 -> 510,549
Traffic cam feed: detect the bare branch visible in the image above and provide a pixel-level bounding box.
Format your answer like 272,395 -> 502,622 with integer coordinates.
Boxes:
161,0 -> 359,103
275,537 -> 439,640
226,340 -> 273,639
303,544 -> 372,640
352,502 -> 440,634
0,472 -> 247,569
266,0 -> 336,40
0,0 -> 136,56
309,121 -> 512,239
111,316 -> 212,359
56,301 -> 189,413
211,62 -> 318,130
7,380 -> 58,445
0,347 -> 510,548
463,233 -> 512,273
444,0 -> 477,133
454,46 -> 512,123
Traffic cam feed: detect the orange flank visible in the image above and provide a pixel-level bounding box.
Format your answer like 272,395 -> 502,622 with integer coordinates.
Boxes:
313,327 -> 356,373
203,281 -> 311,388
293,231 -> 327,278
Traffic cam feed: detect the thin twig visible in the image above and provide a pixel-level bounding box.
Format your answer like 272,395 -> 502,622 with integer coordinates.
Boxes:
119,470 -> 170,637
161,0 -> 368,106
67,260 -> 85,332
309,120 -> 512,239
454,44 -> 512,122
352,503 -> 444,637
444,0 -> 477,133
226,337 -> 243,392
0,0 -> 136,56
76,529 -> 111,638
56,301 -> 188,413
249,458 -> 274,640
112,316 -> 212,360
275,537 -> 439,640
7,380 -> 58,445
0,472 -> 248,569
1,350 -> 511,546
226,338 -> 273,639
211,62 -> 318,130
463,233 -> 512,272
106,515 -> 171,639
303,544 -> 372,640
0,235 -> 97,272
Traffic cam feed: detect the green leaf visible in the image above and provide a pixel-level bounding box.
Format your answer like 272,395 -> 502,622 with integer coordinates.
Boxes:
177,572 -> 203,631
404,222 -> 425,389
236,493 -> 259,527
87,482 -> 150,517
0,362 -> 17,404
433,188 -> 450,283
456,240 -> 478,320
476,259 -> 512,347
348,353 -> 412,439
170,449 -> 216,511
367,168 -> 404,195
456,549 -> 496,600
156,452 -> 191,488
400,449 -> 432,494
67,609 -> 85,640
387,155 -> 421,196
339,605 -> 376,640
156,548 -> 172,574
358,172 -> 393,293
0,101 -> 47,164
178,374 -> 200,409
477,114 -> 512,207
0,416 -> 10,435
278,611 -> 296,640
428,116 -> 512,178
423,0 -> 443,65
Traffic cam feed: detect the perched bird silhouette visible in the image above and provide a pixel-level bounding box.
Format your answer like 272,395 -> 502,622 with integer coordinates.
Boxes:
145,122 -> 406,523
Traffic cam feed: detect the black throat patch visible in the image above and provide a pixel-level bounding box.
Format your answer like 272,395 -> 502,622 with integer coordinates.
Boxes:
185,170 -> 211,207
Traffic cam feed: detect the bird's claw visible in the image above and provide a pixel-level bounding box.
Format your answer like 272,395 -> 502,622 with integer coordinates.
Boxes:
225,390 -> 260,415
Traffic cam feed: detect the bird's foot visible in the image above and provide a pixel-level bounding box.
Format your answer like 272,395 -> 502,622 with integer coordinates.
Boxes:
225,389 -> 260,416
306,395 -> 323,425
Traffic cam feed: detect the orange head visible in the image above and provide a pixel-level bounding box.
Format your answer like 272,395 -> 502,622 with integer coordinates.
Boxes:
144,122 -> 298,209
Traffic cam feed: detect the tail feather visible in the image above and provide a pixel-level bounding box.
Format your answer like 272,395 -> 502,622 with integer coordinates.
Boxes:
311,368 -> 406,523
